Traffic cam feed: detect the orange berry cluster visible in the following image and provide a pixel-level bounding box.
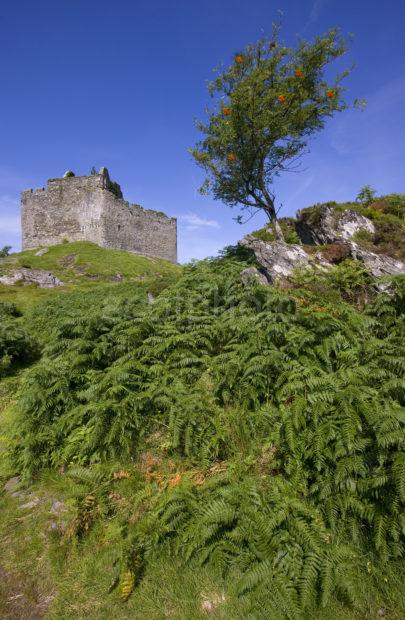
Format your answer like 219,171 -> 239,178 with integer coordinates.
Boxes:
227,153 -> 237,162
222,107 -> 231,116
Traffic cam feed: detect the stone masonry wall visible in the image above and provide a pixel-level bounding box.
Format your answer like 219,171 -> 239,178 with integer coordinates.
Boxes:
21,169 -> 177,262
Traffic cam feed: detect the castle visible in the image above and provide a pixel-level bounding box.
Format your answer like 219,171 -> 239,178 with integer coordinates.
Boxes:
21,168 -> 177,263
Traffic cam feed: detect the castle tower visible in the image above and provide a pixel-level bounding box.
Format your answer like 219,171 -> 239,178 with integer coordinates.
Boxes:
21,168 -> 177,263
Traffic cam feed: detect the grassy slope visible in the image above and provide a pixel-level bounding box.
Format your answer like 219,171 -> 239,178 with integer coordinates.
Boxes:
1,237 -> 404,618
1,378 -> 403,620
0,241 -> 180,311
0,243 -> 183,617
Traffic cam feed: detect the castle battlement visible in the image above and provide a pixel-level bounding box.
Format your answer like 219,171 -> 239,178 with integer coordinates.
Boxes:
21,167 -> 177,262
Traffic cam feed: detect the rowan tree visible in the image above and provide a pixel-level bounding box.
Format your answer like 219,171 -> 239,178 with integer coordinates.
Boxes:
191,26 -> 364,240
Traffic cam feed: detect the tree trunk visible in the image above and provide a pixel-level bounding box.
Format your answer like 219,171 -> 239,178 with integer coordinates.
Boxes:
264,210 -> 285,242
261,193 -> 285,242
272,219 -> 285,242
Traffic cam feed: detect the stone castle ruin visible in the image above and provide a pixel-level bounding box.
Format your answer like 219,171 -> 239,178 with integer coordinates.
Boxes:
21,168 -> 177,262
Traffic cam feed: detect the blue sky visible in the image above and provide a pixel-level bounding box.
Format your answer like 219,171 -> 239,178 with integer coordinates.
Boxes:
0,0 -> 404,262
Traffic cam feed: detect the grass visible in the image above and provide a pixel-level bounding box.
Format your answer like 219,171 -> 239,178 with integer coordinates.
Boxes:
0,241 -> 181,312
1,460 -> 404,619
1,241 -> 180,282
1,240 -> 404,619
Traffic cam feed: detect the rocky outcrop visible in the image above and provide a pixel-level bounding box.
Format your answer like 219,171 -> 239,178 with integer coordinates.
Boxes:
349,243 -> 405,278
296,205 -> 375,245
240,235 -> 309,283
339,210 -> 375,240
240,267 -> 270,286
240,231 -> 405,287
0,268 -> 63,288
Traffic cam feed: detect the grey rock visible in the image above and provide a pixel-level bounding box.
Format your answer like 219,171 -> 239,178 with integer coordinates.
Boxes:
18,497 -> 40,510
50,500 -> 66,514
34,247 -> 49,256
314,252 -> 334,269
296,205 -> 375,245
147,291 -> 156,304
240,236 -> 309,282
0,268 -> 63,288
338,210 -> 375,240
3,476 -> 21,494
240,267 -> 269,286
349,243 -> 405,277
49,522 -> 59,531
0,273 -> 23,285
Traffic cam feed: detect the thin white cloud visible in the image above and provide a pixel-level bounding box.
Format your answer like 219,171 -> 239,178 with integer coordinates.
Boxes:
0,216 -> 20,234
282,175 -> 314,210
330,76 -> 405,155
308,0 -> 328,24
178,212 -> 220,231
365,76 -> 405,115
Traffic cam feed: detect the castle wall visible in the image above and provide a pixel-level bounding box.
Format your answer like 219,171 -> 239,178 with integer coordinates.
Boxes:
21,172 -> 177,263
21,175 -> 106,249
100,193 -> 177,262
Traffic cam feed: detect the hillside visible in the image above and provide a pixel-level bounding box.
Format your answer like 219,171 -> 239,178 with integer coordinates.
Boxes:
0,203 -> 404,619
0,241 -> 180,311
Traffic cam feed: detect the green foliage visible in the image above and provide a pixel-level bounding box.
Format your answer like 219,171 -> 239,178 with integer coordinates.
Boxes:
252,218 -> 301,244
8,251 -> 404,616
0,308 -> 38,376
191,24 -> 361,231
109,180 -> 123,199
356,185 -> 377,205
292,260 -> 374,306
0,301 -> 21,318
0,245 -> 12,257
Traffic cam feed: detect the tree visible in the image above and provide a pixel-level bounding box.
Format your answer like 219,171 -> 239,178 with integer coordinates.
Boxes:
0,245 -> 12,257
90,166 -> 97,176
356,185 -> 377,205
191,25 -> 364,240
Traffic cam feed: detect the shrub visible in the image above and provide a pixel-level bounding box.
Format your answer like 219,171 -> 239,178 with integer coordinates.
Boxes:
356,185 -> 377,205
0,245 -> 12,257
10,256 -> 405,615
252,218 -> 301,245
0,316 -> 38,376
